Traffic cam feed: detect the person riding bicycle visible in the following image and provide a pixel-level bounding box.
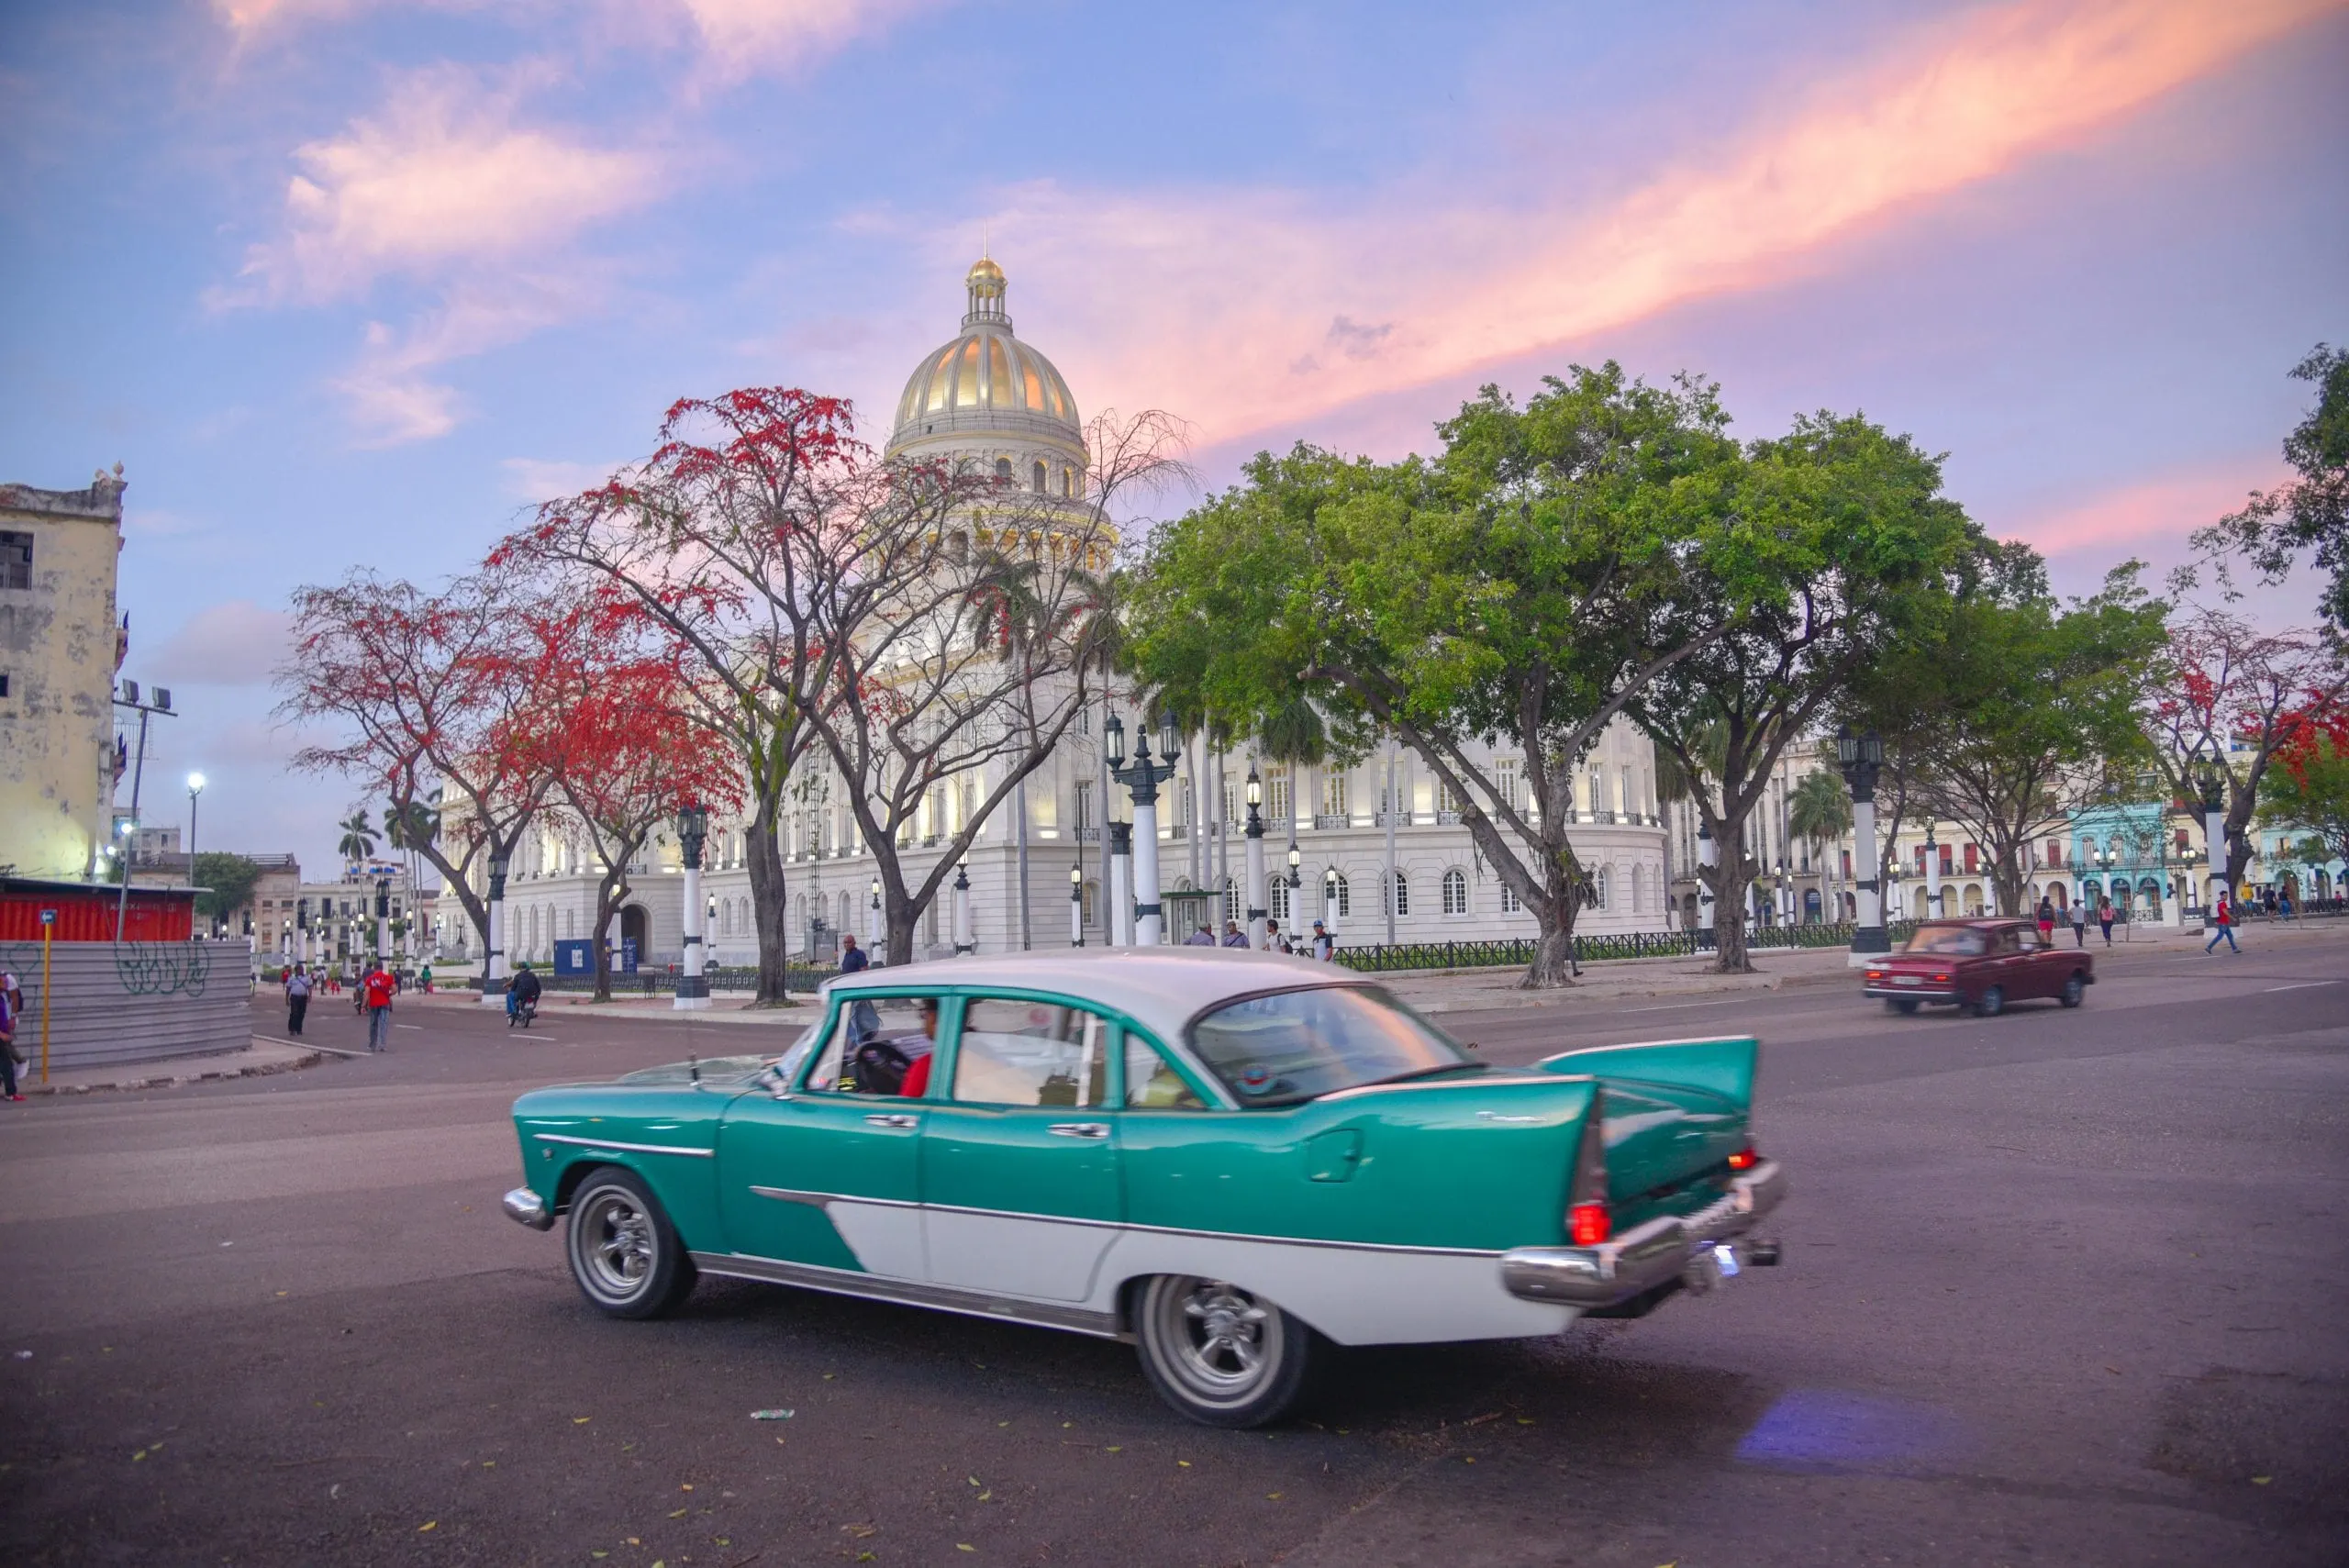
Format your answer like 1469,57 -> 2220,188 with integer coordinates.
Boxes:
507,962 -> 542,1025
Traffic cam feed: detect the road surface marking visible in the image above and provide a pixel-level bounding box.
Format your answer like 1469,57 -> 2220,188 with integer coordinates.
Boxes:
1622,997 -> 1751,1013
395,1024 -> 424,1029
252,1035 -> 369,1058
2263,981 -> 2339,993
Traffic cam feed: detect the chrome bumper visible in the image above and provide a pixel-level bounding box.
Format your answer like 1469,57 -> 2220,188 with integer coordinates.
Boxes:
1500,1160 -> 1787,1309
1863,985 -> 1956,1001
501,1186 -> 554,1231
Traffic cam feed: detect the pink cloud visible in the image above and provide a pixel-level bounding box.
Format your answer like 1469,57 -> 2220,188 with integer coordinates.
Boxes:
1994,457 -> 2289,559
673,0 -> 962,78
978,0 -> 2334,448
239,64 -> 662,303
150,599 -> 295,687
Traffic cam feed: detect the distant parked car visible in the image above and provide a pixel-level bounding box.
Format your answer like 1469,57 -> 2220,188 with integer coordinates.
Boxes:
1863,918 -> 2093,1017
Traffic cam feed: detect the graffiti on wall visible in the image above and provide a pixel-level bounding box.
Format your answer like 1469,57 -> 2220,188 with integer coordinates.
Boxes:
0,940 -> 221,1002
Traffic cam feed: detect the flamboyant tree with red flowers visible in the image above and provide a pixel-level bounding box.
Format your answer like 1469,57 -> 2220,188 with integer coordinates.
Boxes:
2140,606 -> 2349,894
498,583 -> 743,1000
279,571 -> 555,964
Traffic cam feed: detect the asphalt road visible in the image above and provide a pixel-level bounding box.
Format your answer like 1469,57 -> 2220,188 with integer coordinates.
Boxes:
4,936 -> 2345,1567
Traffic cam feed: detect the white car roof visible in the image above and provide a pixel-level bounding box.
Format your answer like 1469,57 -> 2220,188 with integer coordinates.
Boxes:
821,948 -> 1374,1041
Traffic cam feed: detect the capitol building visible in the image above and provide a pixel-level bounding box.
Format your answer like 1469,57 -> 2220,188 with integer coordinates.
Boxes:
453,258 -> 1673,972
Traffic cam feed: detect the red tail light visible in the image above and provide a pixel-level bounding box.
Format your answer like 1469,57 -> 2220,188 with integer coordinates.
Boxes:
1569,1200 -> 1611,1246
1566,1087 -> 1611,1247
1727,1144 -> 1759,1172
1932,973 -> 1950,983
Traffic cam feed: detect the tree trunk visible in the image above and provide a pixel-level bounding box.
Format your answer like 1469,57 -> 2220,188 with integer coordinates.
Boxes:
590,870 -> 626,1003
1521,920 -> 1577,987
1709,856 -> 1753,973
744,806 -> 794,1006
886,906 -> 919,969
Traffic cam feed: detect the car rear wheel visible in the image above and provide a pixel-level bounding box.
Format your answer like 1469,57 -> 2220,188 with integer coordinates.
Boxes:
1885,997 -> 1920,1015
1134,1275 -> 1316,1429
2059,973 -> 2085,1008
565,1168 -> 696,1319
1975,985 -> 2005,1018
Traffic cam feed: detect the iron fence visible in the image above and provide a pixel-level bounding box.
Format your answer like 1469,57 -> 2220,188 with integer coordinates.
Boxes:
1331,918 -> 1920,974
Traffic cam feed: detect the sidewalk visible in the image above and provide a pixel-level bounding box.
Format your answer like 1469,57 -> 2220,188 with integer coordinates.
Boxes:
13,1036 -> 323,1097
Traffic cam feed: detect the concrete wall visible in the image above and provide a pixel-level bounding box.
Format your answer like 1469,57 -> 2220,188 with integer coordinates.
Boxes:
2,939 -> 254,1073
0,473 -> 125,879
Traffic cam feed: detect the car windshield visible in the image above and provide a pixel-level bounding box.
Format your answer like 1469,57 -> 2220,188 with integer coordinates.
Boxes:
1188,984 -> 1478,1106
1902,926 -> 1987,957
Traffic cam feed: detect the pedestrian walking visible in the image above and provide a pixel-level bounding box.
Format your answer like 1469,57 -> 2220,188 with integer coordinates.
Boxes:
838,932 -> 869,974
1220,920 -> 1248,948
2098,897 -> 2114,946
0,984 -> 24,1102
1310,920 -> 1336,962
284,962 -> 311,1036
2036,895 -> 2055,944
2280,888 -> 2297,921
1184,924 -> 1217,947
361,959 -> 398,1051
2069,896 -> 2087,948
419,962 -> 433,994
2204,895 -> 2240,954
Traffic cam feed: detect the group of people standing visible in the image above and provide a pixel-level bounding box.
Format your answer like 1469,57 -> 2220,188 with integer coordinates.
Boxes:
2033,894 -> 2121,948
1183,919 -> 1341,961
281,958 -> 403,1050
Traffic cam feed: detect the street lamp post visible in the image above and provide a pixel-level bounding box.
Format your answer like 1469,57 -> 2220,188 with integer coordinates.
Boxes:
1695,820 -> 1716,945
1838,726 -> 1888,958
1285,839 -> 1301,947
185,773 -> 205,892
481,850 -> 510,1006
1924,828 -> 1942,918
868,875 -> 884,957
674,804 -> 710,1011
295,898 -> 309,967
1069,862 -> 1085,948
1323,866 -> 1340,941
374,875 -> 392,968
1886,862 -> 1905,923
1108,822 -> 1134,947
1106,713 -> 1181,947
2195,753 -> 2229,925
1243,765 -> 1268,949
952,862 -> 975,955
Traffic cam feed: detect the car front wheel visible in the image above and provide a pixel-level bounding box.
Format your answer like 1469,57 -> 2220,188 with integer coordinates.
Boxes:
1975,985 -> 2005,1018
565,1167 -> 696,1319
2059,973 -> 2085,1008
1134,1275 -> 1316,1429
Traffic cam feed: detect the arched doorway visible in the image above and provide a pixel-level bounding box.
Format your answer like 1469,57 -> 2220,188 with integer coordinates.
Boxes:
1963,885 -> 1985,916
619,905 -> 650,970
2137,876 -> 2162,917
2045,880 -> 2067,907
1680,891 -> 1699,930
1803,888 -> 1821,922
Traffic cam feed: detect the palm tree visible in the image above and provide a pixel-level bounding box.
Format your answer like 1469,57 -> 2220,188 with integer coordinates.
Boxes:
1787,770 -> 1852,921
337,807 -> 378,866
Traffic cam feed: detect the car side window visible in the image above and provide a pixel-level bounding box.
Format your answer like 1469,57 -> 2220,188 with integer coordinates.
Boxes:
1123,1032 -> 1206,1111
1997,929 -> 2023,954
803,995 -> 936,1094
952,997 -> 1112,1107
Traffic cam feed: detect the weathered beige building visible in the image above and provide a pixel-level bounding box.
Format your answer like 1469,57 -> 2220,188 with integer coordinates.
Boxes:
0,471 -> 125,879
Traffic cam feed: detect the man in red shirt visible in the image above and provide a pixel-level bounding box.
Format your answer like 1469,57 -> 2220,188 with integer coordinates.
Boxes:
362,960 -> 399,1051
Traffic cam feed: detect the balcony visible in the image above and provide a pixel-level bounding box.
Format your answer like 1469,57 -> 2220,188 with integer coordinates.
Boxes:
1312,814 -> 1350,830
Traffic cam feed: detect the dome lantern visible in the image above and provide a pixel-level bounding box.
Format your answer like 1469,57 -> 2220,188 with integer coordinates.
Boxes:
964,256 -> 1008,329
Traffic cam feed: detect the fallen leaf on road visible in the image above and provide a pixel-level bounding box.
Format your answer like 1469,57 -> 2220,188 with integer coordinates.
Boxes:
132,1451 -> 146,1462
573,1417 -> 591,1424
2253,1476 -> 2273,1485
1106,1446 -> 1122,1453
1517,1418 -> 1534,1426
681,1483 -> 694,1491
750,1409 -> 794,1421
275,1292 -> 288,1298
957,1546 -> 975,1553
669,1508 -> 687,1518
10,1351 -> 28,1360
1267,1493 -> 1282,1501
1177,1461 -> 1191,1468
841,1524 -> 877,1539
417,1521 -> 436,1532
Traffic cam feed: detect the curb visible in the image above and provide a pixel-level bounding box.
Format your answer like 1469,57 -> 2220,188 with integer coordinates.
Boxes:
19,1043 -> 327,1098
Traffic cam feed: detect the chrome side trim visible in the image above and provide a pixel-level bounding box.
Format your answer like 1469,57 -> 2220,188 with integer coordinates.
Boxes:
1318,1076 -> 1518,1102
530,1133 -> 716,1159
501,1187 -> 552,1230
686,1250 -> 1126,1340
743,1186 -> 1502,1257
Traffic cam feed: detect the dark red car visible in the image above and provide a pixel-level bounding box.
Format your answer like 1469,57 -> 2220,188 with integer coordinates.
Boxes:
1861,918 -> 2094,1017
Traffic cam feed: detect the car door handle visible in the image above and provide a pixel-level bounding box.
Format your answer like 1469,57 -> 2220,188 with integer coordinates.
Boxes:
1048,1122 -> 1110,1140
863,1113 -> 918,1129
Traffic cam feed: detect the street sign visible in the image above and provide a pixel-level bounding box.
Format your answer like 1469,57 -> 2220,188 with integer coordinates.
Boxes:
39,908 -> 56,926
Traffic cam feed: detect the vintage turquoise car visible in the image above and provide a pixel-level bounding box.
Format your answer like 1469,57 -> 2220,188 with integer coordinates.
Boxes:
501,950 -> 1787,1426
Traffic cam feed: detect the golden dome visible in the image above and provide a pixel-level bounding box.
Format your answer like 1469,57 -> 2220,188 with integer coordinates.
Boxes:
966,256 -> 1005,284
885,257 -> 1085,462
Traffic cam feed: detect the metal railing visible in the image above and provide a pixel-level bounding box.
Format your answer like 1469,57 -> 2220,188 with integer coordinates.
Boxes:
1330,919 -> 1920,973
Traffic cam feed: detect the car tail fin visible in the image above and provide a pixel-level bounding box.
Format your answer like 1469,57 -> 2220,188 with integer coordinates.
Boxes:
1533,1036 -> 1757,1110
1566,1087 -> 1611,1244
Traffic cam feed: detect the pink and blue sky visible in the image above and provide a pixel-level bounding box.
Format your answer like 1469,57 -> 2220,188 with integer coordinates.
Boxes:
3,0 -> 2343,871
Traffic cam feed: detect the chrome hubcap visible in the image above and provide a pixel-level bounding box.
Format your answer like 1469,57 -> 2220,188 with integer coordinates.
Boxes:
577,1193 -> 653,1298
1162,1279 -> 1275,1396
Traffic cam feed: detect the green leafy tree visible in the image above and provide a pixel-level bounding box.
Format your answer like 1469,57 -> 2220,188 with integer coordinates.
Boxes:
1130,364 -> 1742,987
190,851 -> 262,930
336,807 -> 377,865
1865,558 -> 2169,917
2262,727 -> 2349,875
2194,344 -> 2349,632
1787,769 -> 1854,917
1631,413 -> 1982,972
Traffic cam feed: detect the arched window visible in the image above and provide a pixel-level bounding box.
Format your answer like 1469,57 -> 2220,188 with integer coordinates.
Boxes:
1499,882 -> 1522,915
1331,873 -> 1352,918
1592,866 -> 1609,911
994,457 -> 1013,483
1388,870 -> 1408,917
1271,880 -> 1291,923
1062,466 -> 1075,498
1032,460 -> 1047,494
1223,878 -> 1241,923
1630,864 -> 1642,913
1442,868 -> 1468,916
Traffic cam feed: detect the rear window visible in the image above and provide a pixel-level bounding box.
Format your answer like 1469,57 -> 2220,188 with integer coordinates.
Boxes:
1188,984 -> 1476,1106
1903,926 -> 1987,956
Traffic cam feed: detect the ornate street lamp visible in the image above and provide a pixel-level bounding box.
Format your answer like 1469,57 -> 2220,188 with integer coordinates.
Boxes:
1323,865 -> 1340,940
674,803 -> 711,1010
952,862 -> 975,955
2193,749 -> 2229,925
868,874 -> 884,955
1070,861 -> 1085,948
1243,765 -> 1268,946
184,772 -> 206,893
1836,726 -> 1888,955
374,875 -> 393,968
1107,711 -> 1180,946
482,849 -> 511,1005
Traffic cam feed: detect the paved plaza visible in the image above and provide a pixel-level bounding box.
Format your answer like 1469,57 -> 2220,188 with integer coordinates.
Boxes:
3,930 -> 2345,1565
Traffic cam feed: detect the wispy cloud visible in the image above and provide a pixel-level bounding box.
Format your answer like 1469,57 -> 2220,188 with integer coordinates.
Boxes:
672,0 -> 963,79
334,269 -> 610,444
984,0 -> 2332,445
1997,456 -> 2287,559
150,599 -> 295,687
500,454 -> 629,501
